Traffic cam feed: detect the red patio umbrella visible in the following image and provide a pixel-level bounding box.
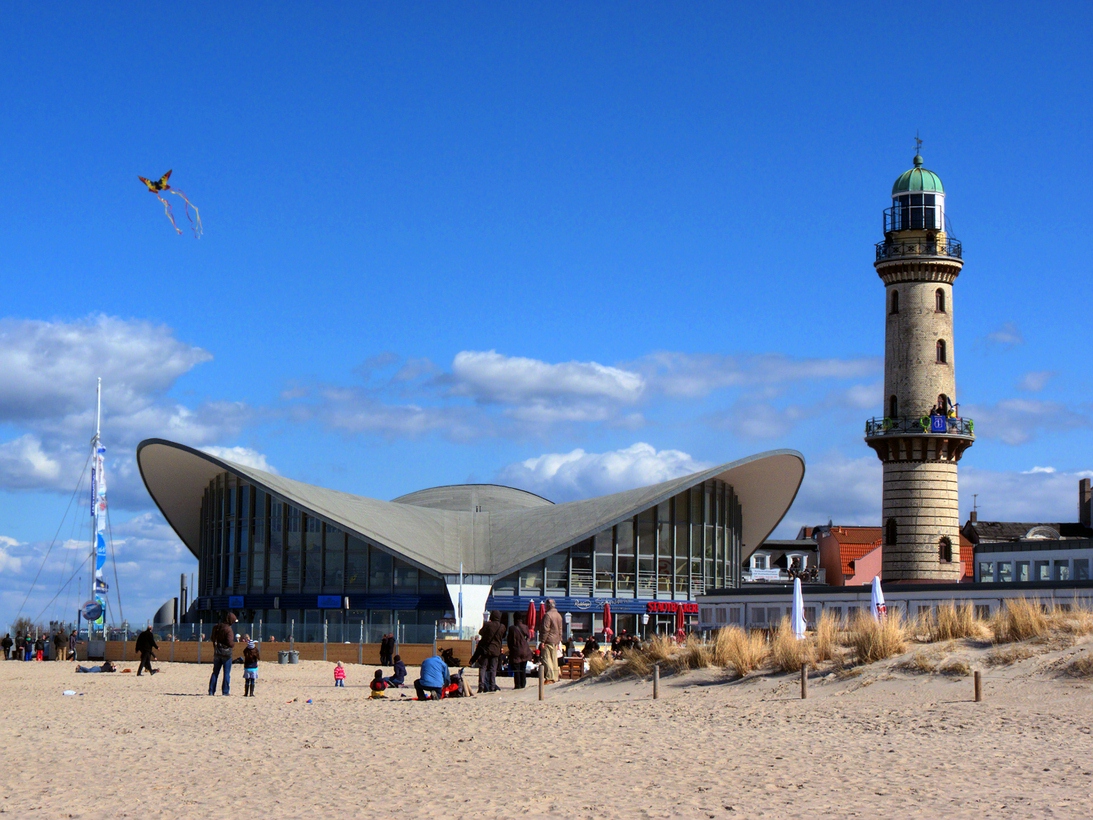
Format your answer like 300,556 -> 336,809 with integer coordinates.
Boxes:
602,603 -> 613,640
675,605 -> 686,643
539,601 -> 547,627
526,600 -> 537,638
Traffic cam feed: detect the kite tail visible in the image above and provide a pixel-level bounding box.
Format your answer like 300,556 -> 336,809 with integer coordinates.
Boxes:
156,192 -> 182,235
169,188 -> 202,238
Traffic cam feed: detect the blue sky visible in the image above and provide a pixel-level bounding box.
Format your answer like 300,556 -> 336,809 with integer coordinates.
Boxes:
2,3 -> 1091,628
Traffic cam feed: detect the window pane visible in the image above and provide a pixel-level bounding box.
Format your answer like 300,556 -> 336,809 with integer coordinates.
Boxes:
284,507 -> 301,589
637,509 -> 655,597
346,536 -> 367,591
595,529 -> 613,593
545,551 -> 567,593
324,525 -> 344,592
571,539 -> 592,595
369,547 -> 392,593
393,558 -> 418,592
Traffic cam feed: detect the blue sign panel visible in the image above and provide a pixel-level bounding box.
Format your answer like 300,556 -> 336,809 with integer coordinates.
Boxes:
228,595 -> 244,609
317,595 -> 343,609
930,415 -> 948,433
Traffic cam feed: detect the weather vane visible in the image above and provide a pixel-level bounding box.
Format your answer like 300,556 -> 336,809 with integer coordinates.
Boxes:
915,131 -> 923,155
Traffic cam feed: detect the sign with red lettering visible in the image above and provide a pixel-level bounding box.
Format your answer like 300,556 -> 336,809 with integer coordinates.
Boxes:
645,602 -> 698,614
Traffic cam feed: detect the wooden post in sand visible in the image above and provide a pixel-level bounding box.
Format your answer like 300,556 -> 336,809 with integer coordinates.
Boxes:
974,670 -> 982,702
653,664 -> 660,699
801,664 -> 808,699
538,662 -> 545,701
289,619 -> 295,651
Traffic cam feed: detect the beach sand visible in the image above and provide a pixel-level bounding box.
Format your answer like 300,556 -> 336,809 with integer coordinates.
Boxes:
2,639 -> 1092,819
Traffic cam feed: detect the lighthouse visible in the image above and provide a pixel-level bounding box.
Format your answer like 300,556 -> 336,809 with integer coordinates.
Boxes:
864,146 -> 975,582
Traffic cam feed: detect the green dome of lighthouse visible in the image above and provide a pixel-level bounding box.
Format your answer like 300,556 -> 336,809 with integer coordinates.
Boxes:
892,154 -> 944,196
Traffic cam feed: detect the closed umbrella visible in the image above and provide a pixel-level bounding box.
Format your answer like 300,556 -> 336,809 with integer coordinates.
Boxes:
526,600 -> 537,639
602,603 -> 613,640
675,605 -> 686,642
871,576 -> 887,620
791,577 -> 806,639
539,601 -> 546,627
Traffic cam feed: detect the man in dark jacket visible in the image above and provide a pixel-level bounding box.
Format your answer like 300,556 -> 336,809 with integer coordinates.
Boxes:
1,634 -> 11,660
208,613 -> 237,696
135,626 -> 158,676
477,611 -> 506,693
506,614 -> 531,690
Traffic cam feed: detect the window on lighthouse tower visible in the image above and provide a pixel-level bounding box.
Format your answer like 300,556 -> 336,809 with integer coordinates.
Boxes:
935,288 -> 946,312
890,290 -> 899,314
936,339 -> 947,364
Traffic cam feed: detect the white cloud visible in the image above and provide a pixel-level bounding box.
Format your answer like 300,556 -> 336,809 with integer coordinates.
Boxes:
634,352 -> 880,399
962,467 -> 1093,523
0,315 -> 211,423
0,536 -> 23,574
0,435 -> 64,489
0,315 -> 247,503
199,447 -> 278,474
985,321 -> 1023,347
1017,371 -> 1053,392
451,350 -> 645,404
498,442 -> 709,502
964,398 -> 1089,445
772,453 -> 883,536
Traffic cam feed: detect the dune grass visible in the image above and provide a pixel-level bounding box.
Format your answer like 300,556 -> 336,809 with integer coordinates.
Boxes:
712,626 -> 768,677
846,610 -> 908,664
813,610 -> 841,662
769,617 -> 815,673
992,598 -> 1050,643
928,602 -> 990,642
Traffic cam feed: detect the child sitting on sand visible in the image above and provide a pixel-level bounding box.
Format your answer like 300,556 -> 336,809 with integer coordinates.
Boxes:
242,636 -> 260,697
369,669 -> 387,698
334,661 -> 346,687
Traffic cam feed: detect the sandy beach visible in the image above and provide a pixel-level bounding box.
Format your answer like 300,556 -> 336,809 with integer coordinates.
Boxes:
2,639 -> 1092,819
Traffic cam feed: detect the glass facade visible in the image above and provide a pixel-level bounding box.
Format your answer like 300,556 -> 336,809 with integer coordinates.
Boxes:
195,473 -> 743,634
197,472 -> 448,638
492,479 -> 742,601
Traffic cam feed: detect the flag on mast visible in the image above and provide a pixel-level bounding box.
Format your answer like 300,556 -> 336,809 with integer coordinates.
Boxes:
92,443 -> 107,626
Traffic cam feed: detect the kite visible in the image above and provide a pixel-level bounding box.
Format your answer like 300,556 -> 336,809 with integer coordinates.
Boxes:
138,170 -> 202,237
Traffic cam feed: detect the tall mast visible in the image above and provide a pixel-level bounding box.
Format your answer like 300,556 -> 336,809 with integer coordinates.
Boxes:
90,379 -> 100,609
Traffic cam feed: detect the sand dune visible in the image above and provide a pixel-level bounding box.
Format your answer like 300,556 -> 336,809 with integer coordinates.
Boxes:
1,637 -> 1092,818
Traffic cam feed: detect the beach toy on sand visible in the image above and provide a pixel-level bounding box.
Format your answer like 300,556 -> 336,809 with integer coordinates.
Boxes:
63,690 -> 77,696
306,698 -> 313,704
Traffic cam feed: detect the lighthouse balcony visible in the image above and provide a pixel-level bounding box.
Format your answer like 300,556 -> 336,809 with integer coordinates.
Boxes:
876,236 -> 962,261
864,415 -> 975,439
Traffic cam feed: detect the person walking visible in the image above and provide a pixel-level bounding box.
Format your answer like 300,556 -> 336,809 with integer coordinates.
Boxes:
477,611 -> 506,693
135,626 -> 158,677
68,630 -> 78,661
507,613 -> 531,690
539,599 -> 563,684
208,612 -> 237,696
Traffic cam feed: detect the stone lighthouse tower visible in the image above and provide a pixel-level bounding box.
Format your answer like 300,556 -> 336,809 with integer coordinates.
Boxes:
864,147 -> 975,582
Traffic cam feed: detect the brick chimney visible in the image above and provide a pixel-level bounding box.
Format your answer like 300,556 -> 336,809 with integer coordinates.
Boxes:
1080,478 -> 1092,528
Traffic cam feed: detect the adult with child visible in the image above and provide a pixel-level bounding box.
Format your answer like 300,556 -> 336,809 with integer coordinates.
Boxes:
539,598 -> 563,684
208,612 -> 237,696
135,626 -> 158,676
383,654 -> 407,688
507,613 -> 531,690
414,650 -> 451,701
477,610 -> 506,693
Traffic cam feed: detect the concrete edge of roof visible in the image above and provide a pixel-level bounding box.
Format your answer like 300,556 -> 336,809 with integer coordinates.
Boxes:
137,439 -> 805,579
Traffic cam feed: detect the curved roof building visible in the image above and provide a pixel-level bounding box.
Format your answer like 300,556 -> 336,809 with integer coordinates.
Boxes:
138,439 -> 804,639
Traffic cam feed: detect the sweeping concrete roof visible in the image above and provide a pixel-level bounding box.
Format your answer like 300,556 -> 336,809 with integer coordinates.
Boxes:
137,439 -> 805,578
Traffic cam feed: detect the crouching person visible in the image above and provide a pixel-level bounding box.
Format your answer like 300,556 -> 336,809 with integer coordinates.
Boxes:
414,651 -> 450,701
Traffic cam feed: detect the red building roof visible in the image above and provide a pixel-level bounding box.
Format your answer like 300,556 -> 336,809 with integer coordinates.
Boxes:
827,526 -> 883,577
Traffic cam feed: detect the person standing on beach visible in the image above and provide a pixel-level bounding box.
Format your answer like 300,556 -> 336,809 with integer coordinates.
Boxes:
208,612 -> 237,696
477,611 -> 506,693
135,626 -> 158,676
34,636 -> 45,661
68,630 -> 77,661
14,632 -> 24,661
52,631 -> 65,661
1,634 -> 11,660
242,636 -> 259,697
507,613 -> 531,690
540,599 -> 563,684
